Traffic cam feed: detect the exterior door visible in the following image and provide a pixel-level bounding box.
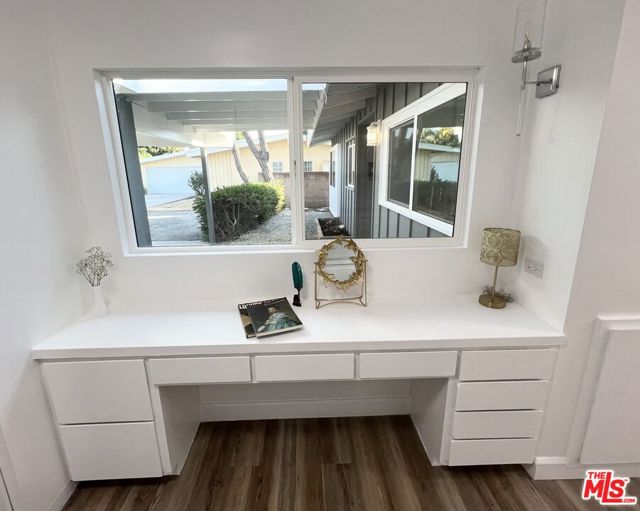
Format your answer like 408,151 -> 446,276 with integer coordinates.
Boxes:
329,144 -> 340,216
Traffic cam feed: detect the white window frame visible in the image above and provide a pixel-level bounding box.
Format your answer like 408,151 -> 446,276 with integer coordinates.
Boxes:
96,69 -> 479,255
378,83 -> 468,237
303,160 -> 313,172
272,161 -> 284,172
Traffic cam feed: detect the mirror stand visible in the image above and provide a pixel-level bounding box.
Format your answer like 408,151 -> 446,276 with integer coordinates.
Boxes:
314,261 -> 367,308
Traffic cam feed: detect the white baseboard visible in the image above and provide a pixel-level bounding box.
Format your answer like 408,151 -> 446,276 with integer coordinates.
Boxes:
48,480 -> 76,511
200,396 -> 411,422
527,457 -> 640,480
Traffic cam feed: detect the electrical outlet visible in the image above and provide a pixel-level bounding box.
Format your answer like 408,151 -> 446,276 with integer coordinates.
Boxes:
525,257 -> 544,279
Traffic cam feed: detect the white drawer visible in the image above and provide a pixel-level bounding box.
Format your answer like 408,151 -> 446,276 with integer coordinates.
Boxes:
42,360 -> 153,424
449,438 -> 536,466
459,349 -> 556,381
451,410 -> 544,439
148,356 -> 251,385
359,351 -> 457,379
455,381 -> 549,411
254,354 -> 354,382
60,422 -> 162,480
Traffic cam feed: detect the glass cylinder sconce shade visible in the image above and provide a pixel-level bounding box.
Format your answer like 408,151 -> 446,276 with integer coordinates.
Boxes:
512,0 -> 546,63
366,122 -> 379,146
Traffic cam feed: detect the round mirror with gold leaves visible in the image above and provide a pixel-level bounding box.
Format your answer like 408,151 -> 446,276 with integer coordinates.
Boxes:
314,237 -> 367,308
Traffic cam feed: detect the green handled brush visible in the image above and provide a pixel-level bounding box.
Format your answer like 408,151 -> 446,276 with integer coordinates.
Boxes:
292,262 -> 303,307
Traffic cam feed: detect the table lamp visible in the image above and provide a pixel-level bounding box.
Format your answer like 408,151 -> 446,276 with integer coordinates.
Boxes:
479,228 -> 521,309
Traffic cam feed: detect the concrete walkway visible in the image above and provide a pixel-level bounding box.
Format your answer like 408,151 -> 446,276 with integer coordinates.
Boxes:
147,200 -> 334,246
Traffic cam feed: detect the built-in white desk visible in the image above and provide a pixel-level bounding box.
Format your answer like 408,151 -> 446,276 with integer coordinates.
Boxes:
32,294 -> 564,481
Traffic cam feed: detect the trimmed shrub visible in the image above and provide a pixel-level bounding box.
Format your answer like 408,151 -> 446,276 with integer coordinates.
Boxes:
190,172 -> 285,241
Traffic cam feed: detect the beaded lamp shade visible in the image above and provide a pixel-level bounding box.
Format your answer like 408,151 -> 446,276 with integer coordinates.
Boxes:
480,228 -> 521,267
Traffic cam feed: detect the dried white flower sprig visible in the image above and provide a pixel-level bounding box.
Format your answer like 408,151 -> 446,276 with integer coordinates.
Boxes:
75,246 -> 114,287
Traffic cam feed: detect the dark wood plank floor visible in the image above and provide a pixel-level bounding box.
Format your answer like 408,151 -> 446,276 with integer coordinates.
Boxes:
64,416 -> 640,511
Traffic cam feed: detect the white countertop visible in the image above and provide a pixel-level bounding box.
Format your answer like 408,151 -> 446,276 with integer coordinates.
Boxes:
32,294 -> 564,360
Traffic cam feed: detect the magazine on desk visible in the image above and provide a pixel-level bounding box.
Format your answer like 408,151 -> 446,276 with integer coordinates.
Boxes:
238,297 -> 303,339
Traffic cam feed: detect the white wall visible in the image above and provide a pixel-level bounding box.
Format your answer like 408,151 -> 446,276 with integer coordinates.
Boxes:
0,1 -> 87,510
38,0 -> 531,305
537,0 -> 640,458
513,0 -> 625,329
1,0 -> 633,505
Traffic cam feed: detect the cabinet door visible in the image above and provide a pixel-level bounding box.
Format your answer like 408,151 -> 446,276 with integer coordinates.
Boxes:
254,354 -> 354,382
148,356 -> 251,385
60,422 -> 162,481
359,351 -> 457,379
455,381 -> 549,411
459,349 -> 556,381
451,410 -> 544,439
43,360 -> 153,424
449,438 -> 536,466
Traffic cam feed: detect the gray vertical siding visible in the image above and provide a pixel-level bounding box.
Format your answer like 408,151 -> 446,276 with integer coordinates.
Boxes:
372,82 -> 445,239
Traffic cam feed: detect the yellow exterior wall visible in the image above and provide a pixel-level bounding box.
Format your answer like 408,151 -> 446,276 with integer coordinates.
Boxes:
302,142 -> 332,172
139,138 -> 331,190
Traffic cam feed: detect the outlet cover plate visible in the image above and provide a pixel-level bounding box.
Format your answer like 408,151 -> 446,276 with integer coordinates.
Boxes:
525,258 -> 544,279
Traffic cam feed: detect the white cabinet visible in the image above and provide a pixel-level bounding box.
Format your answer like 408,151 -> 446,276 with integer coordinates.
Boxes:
42,360 -> 153,424
254,354 -> 354,382
445,349 -> 553,468
36,344 -> 559,476
60,422 -> 162,481
359,351 -> 457,379
148,356 -> 251,385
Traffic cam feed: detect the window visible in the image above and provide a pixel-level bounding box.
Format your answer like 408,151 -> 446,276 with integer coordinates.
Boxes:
379,83 -> 468,237
105,73 -> 474,250
346,143 -> 355,188
329,148 -> 337,187
110,78 -> 292,248
387,119 -> 414,207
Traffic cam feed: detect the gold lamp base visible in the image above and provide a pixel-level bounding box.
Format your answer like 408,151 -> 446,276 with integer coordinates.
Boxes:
479,292 -> 507,309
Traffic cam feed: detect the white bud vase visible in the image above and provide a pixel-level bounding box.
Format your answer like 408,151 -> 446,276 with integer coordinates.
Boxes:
92,284 -> 108,317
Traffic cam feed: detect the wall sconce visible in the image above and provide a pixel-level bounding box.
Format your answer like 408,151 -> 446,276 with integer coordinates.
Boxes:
512,0 -> 561,135
366,122 -> 379,146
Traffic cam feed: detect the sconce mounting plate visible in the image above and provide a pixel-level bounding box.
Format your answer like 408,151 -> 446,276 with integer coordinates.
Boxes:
535,65 -> 561,98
